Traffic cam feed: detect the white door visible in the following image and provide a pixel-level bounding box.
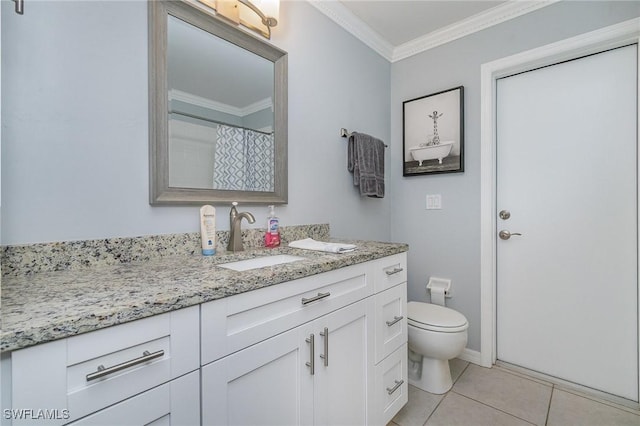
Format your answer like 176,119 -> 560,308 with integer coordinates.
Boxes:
496,45 -> 638,401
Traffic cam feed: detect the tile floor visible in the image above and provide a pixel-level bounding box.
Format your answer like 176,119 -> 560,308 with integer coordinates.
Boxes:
390,360 -> 640,426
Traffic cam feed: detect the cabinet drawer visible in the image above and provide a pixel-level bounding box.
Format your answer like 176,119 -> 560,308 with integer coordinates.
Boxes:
375,282 -> 407,363
373,253 -> 407,293
10,306 -> 199,425
201,261 -> 373,365
67,371 -> 199,426
375,343 -> 408,426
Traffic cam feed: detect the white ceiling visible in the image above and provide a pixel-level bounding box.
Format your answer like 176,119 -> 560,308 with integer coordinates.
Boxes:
309,0 -> 558,62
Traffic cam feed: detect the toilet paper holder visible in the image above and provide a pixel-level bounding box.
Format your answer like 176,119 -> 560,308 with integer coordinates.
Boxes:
427,277 -> 452,297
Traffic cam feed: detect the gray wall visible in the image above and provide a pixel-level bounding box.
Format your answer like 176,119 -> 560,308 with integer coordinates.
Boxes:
390,0 -> 640,351
1,0 -> 391,245
4,0 -> 638,353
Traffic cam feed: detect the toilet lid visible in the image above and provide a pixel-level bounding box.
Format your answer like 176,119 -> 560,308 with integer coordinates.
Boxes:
408,301 -> 469,332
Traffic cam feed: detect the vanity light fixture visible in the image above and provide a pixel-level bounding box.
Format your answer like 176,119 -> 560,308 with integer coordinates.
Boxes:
198,0 -> 279,39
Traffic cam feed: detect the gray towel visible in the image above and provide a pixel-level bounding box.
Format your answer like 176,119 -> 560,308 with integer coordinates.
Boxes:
347,132 -> 385,198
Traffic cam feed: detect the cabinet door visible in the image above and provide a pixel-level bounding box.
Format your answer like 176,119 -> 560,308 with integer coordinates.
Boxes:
201,327 -> 313,426
314,298 -> 375,426
67,371 -> 199,426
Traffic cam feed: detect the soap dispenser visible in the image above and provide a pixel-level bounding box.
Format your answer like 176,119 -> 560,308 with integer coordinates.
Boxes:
265,205 -> 280,248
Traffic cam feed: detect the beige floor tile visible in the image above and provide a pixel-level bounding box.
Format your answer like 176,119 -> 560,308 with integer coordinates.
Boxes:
450,358 -> 470,384
392,385 -> 444,426
547,389 -> 640,426
426,392 -> 534,426
452,364 -> 552,425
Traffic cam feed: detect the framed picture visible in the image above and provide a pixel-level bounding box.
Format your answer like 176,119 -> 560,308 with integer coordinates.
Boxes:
403,86 -> 464,176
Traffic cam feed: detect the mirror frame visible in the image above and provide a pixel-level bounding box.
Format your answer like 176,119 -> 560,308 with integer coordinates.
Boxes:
149,0 -> 288,205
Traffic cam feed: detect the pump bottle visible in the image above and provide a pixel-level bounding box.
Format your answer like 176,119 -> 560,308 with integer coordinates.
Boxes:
265,205 -> 280,248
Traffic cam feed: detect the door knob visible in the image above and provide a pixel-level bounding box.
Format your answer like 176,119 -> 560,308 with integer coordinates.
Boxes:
499,230 -> 522,240
499,210 -> 511,220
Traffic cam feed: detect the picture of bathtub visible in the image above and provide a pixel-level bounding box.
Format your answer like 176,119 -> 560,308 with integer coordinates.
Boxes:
403,86 -> 464,176
409,140 -> 455,166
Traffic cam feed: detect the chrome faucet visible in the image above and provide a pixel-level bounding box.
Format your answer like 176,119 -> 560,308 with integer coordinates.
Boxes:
228,202 -> 256,252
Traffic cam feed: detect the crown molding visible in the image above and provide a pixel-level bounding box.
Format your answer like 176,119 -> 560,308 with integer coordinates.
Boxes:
170,89 -> 240,115
392,1 -> 559,62
307,1 -> 558,63
307,0 -> 395,61
241,97 -> 274,116
169,89 -> 272,117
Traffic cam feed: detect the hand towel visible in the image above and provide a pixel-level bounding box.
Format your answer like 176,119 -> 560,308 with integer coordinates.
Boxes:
347,132 -> 385,198
288,238 -> 357,253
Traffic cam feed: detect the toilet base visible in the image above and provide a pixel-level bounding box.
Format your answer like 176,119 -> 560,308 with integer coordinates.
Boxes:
408,356 -> 453,395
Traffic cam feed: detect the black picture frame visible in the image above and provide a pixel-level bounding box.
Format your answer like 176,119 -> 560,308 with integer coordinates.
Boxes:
403,86 -> 464,176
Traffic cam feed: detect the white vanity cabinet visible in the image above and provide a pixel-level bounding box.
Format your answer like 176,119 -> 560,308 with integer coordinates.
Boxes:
200,253 -> 408,426
200,261 -> 375,425
6,306 -> 200,426
3,251 -> 408,426
202,299 -> 374,425
372,253 -> 409,425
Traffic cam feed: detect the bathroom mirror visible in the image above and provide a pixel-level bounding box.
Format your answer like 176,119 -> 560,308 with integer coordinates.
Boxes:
149,0 -> 288,205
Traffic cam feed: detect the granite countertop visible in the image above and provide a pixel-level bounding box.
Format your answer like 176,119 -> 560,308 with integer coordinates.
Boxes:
1,240 -> 408,353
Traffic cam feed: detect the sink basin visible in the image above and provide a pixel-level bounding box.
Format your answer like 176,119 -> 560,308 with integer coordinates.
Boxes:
218,254 -> 305,272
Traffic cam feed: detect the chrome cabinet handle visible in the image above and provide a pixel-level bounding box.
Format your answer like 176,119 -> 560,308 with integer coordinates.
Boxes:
386,379 -> 404,395
385,267 -> 404,276
301,292 -> 331,305
386,316 -> 404,327
319,327 -> 329,367
306,334 -> 315,375
499,230 -> 522,240
86,349 -> 164,382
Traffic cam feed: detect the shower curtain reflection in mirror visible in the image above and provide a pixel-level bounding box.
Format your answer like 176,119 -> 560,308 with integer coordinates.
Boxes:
213,124 -> 274,192
168,121 -> 274,192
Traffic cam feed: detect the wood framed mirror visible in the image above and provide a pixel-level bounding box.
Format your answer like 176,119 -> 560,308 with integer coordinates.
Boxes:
149,0 -> 287,205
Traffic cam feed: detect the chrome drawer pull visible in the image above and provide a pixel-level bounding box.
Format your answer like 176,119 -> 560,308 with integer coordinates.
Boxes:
386,379 -> 404,395
86,349 -> 164,382
319,327 -> 329,367
385,267 -> 404,276
305,334 -> 315,375
386,316 -> 404,327
301,292 -> 331,305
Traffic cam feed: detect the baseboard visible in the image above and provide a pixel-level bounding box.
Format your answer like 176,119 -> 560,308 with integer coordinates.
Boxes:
458,348 -> 483,366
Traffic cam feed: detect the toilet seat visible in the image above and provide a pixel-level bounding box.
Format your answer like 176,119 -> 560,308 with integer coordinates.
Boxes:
408,301 -> 468,333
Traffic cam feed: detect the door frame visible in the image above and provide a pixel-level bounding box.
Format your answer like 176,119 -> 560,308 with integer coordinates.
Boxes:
479,18 -> 640,383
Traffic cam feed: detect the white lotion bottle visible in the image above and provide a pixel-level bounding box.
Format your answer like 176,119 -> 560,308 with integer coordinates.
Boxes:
200,205 -> 216,256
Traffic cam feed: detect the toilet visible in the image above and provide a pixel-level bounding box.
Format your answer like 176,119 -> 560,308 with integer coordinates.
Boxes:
407,301 -> 468,394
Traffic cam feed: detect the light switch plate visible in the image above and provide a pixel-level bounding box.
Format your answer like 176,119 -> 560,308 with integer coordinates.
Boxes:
426,194 -> 442,210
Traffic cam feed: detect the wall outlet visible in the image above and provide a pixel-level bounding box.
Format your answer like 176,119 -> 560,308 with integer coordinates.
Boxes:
426,194 -> 442,210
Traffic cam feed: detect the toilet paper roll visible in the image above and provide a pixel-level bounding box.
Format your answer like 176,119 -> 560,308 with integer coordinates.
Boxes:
430,286 -> 446,306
